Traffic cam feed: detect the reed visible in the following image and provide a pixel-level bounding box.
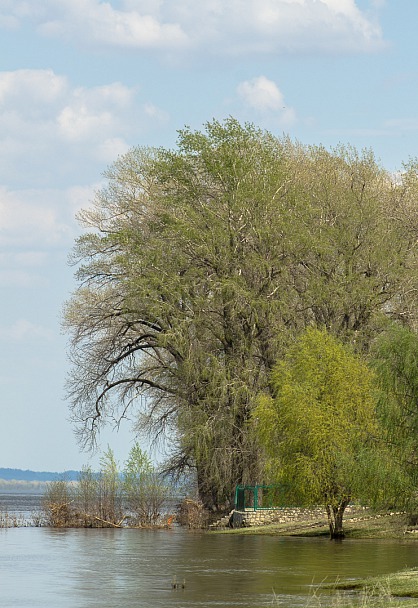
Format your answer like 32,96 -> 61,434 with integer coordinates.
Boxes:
274,587 -> 417,607
306,571 -> 418,607
0,509 -> 25,527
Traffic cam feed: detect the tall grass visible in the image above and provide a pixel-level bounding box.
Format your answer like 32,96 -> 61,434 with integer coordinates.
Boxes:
287,581 -> 416,607
0,509 -> 25,527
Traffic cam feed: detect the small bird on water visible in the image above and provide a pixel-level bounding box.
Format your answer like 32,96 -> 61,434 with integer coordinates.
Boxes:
171,576 -> 186,589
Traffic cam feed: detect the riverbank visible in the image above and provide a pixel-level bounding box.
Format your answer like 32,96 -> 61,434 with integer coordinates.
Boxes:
214,508 -> 413,539
215,509 -> 418,606
330,567 -> 418,597
318,568 -> 418,607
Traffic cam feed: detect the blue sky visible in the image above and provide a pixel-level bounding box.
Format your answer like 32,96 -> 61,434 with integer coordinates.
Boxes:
0,0 -> 417,472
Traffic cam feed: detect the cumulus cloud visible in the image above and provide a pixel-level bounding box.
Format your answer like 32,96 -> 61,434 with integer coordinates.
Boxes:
0,251 -> 49,288
143,102 -> 170,123
237,76 -> 296,126
0,251 -> 47,268
238,76 -> 285,111
0,69 -> 164,188
0,319 -> 54,342
0,184 -> 96,287
0,269 -> 49,289
384,118 -> 418,131
0,68 -> 67,109
15,0 -> 188,50
1,0 -> 385,57
56,83 -> 132,143
0,68 -> 165,289
0,186 -> 82,248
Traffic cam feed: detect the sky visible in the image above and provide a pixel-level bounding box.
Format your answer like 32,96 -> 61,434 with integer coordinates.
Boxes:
0,0 -> 417,472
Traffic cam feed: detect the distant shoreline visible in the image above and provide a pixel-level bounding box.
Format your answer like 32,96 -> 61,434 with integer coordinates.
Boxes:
0,480 -> 49,494
0,468 -> 79,482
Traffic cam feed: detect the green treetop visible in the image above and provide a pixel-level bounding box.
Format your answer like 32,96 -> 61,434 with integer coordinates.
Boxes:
254,327 -> 399,539
64,118 -> 418,511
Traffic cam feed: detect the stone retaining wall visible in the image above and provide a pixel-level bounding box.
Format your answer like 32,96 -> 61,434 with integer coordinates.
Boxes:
228,505 -> 362,528
230,507 -> 324,528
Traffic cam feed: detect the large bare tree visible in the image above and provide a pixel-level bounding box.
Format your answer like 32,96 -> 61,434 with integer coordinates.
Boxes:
64,119 -> 418,510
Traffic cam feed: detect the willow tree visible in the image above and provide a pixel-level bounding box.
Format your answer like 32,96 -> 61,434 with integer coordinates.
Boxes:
253,328 -> 401,539
64,118 -> 418,511
65,119 -> 299,509
371,324 -> 418,503
286,148 -> 418,345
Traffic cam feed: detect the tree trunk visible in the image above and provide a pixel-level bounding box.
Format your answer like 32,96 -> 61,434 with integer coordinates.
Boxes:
326,500 -> 349,540
196,467 -> 232,512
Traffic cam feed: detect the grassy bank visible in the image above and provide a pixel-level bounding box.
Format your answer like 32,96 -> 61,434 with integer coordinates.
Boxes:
330,567 -> 418,597
215,510 -> 418,606
319,568 -> 418,607
302,587 -> 418,608
214,509 -> 413,539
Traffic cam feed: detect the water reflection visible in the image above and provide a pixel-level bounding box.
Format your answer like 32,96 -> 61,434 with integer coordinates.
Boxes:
1,527 -> 418,607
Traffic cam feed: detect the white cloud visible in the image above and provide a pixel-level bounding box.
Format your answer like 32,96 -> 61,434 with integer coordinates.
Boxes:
0,14 -> 18,29
37,0 -> 188,50
95,138 -> 131,164
237,76 -> 296,126
57,106 -> 113,143
0,251 -> 47,268
0,69 -> 163,189
238,76 -> 285,112
0,251 -> 49,288
1,0 -> 385,56
0,186 -> 80,248
0,184 -> 99,288
0,319 -> 54,342
384,118 -> 418,131
144,102 -> 169,123
0,69 -> 67,108
0,68 -> 158,283
0,269 -> 48,288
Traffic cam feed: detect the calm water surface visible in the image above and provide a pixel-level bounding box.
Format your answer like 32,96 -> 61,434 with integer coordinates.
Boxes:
2,526 -> 418,608
0,493 -> 43,521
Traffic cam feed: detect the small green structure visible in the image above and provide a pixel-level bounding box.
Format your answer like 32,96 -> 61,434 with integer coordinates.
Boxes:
234,484 -> 289,511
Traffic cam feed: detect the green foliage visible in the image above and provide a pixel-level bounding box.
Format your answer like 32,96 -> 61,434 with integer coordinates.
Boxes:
42,479 -> 74,527
372,324 -> 418,436
42,445 -> 170,527
371,324 -> 418,504
97,446 -> 123,524
123,443 -> 153,483
64,117 -> 418,510
75,465 -> 98,526
122,443 -> 169,526
254,328 -> 388,537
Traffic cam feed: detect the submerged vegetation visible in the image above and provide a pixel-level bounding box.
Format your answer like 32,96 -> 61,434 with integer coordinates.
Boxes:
0,510 -> 26,528
299,583 -> 418,608
316,568 -> 418,607
42,444 -> 174,528
331,568 -> 418,599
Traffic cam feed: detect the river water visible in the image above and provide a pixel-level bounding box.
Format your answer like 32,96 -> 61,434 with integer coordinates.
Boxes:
1,496 -> 418,607
0,493 -> 43,521
2,527 -> 418,607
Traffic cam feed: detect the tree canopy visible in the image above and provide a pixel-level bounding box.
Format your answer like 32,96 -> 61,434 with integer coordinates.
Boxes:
371,324 -> 418,495
64,118 -> 418,510
253,327 -> 406,538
